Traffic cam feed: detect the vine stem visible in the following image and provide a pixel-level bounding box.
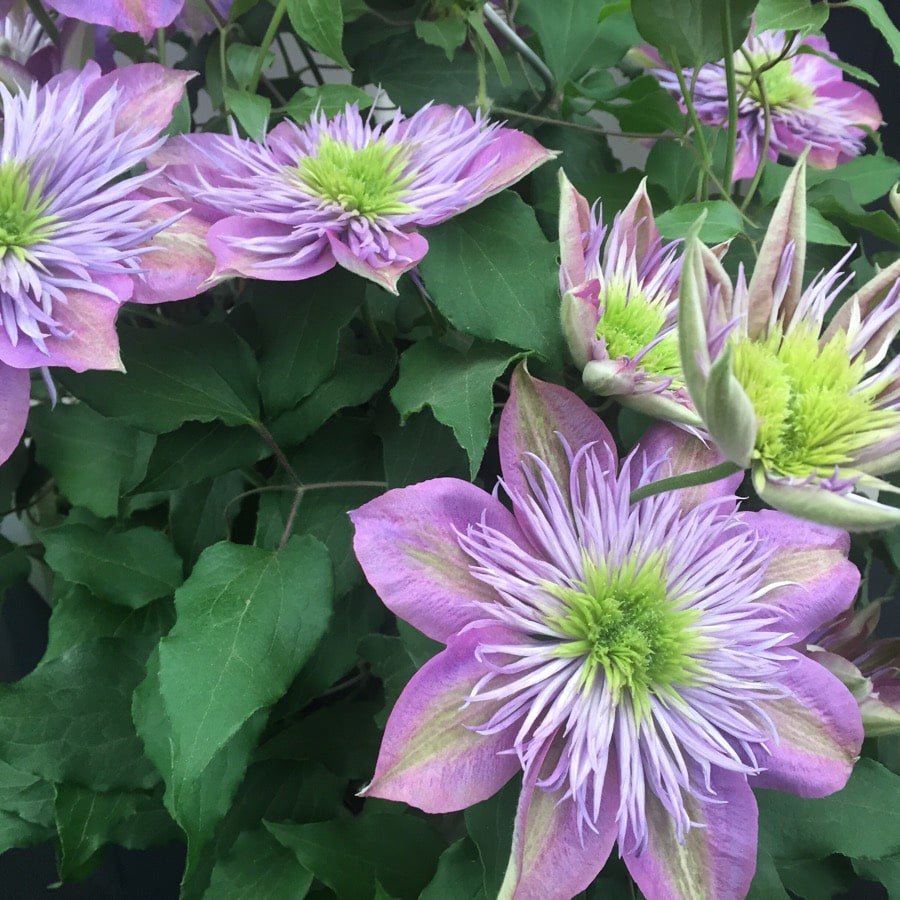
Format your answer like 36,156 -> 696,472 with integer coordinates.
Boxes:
252,422 -> 302,487
740,49 -> 774,214
721,3 -> 738,190
628,461 -> 742,505
25,0 -> 60,44
249,0 -> 287,93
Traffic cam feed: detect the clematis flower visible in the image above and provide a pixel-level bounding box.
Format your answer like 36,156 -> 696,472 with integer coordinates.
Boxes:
0,62 -> 215,465
156,103 -> 555,292
806,602 -> 900,737
645,29 -> 881,180
41,0 -> 232,41
558,170 -> 699,427
679,157 -> 900,531
351,364 -> 863,900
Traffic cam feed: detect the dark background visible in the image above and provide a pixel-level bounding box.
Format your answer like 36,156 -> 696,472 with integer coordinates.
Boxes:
1,3 -> 899,897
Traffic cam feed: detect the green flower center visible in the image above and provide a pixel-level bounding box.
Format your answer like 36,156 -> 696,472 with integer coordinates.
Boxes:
294,135 -> 417,221
732,326 -> 900,478
0,159 -> 57,259
547,555 -> 704,708
595,279 -> 681,381
737,56 -> 814,109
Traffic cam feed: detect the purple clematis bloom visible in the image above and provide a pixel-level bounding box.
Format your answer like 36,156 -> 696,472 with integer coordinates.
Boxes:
156,103 -> 555,292
0,61 -> 215,465
41,0 -> 232,40
558,170 -> 699,428
644,29 -> 881,180
351,364 -> 863,899
807,602 -> 900,737
679,157 -> 900,530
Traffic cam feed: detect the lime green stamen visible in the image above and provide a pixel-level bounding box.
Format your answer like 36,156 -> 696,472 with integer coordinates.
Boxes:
732,326 -> 900,478
596,279 -> 681,381
737,55 -> 814,109
546,555 -> 705,711
0,159 -> 58,260
295,135 -> 417,220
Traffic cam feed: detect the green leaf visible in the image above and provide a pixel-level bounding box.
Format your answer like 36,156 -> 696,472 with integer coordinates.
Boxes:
266,811 -> 445,900
391,339 -> 521,477
223,88 -> 271,140
420,192 -> 564,367
846,0 -> 900,65
415,16 -> 467,60
518,0 -> 638,84
138,423 -> 265,493
755,0 -> 829,32
205,827 -> 315,899
286,0 -> 350,69
54,785 -> 176,880
157,537 -> 332,784
42,524 -> 183,609
465,780 -> 520,898
379,409 -> 469,489
285,83 -> 372,123
421,839 -> 487,900
270,343 -> 396,447
592,75 -> 684,134
60,324 -> 260,434
45,585 -> 174,662
656,200 -> 743,242
757,759 -> 900,862
132,649 -> 268,868
0,759 -> 54,832
227,42 -> 273,89
805,206 -> 849,246
854,855 -> 900,896
358,633 -> 417,728
276,585 -> 384,713
747,845 -> 790,900
0,639 -> 157,791
795,43 -> 878,86
762,156 -> 900,206
255,270 -> 365,416
646,140 -> 701,205
170,473 -> 246,571
29,403 -> 154,517
632,0 -> 756,66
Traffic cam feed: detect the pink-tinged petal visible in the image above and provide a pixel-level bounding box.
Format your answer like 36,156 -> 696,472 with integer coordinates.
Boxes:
741,509 -> 859,641
418,129 -> 555,226
732,130 -> 763,181
350,478 -> 525,642
561,284 -> 598,369
208,217 -> 335,282
0,290 -> 123,373
130,195 -> 215,304
86,64 -> 195,137
326,230 -> 428,294
499,364 -> 616,500
747,156 -> 806,337
499,748 -> 619,900
806,648 -> 872,705
175,0 -> 232,39
753,650 -> 862,797
817,81 -> 882,130
363,625 -> 520,813
44,0 -> 183,39
624,770 -> 757,900
752,463 -> 900,531
0,363 -> 30,466
614,177 -> 660,268
823,258 -> 900,357
557,170 -> 591,290
634,422 -> 742,514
